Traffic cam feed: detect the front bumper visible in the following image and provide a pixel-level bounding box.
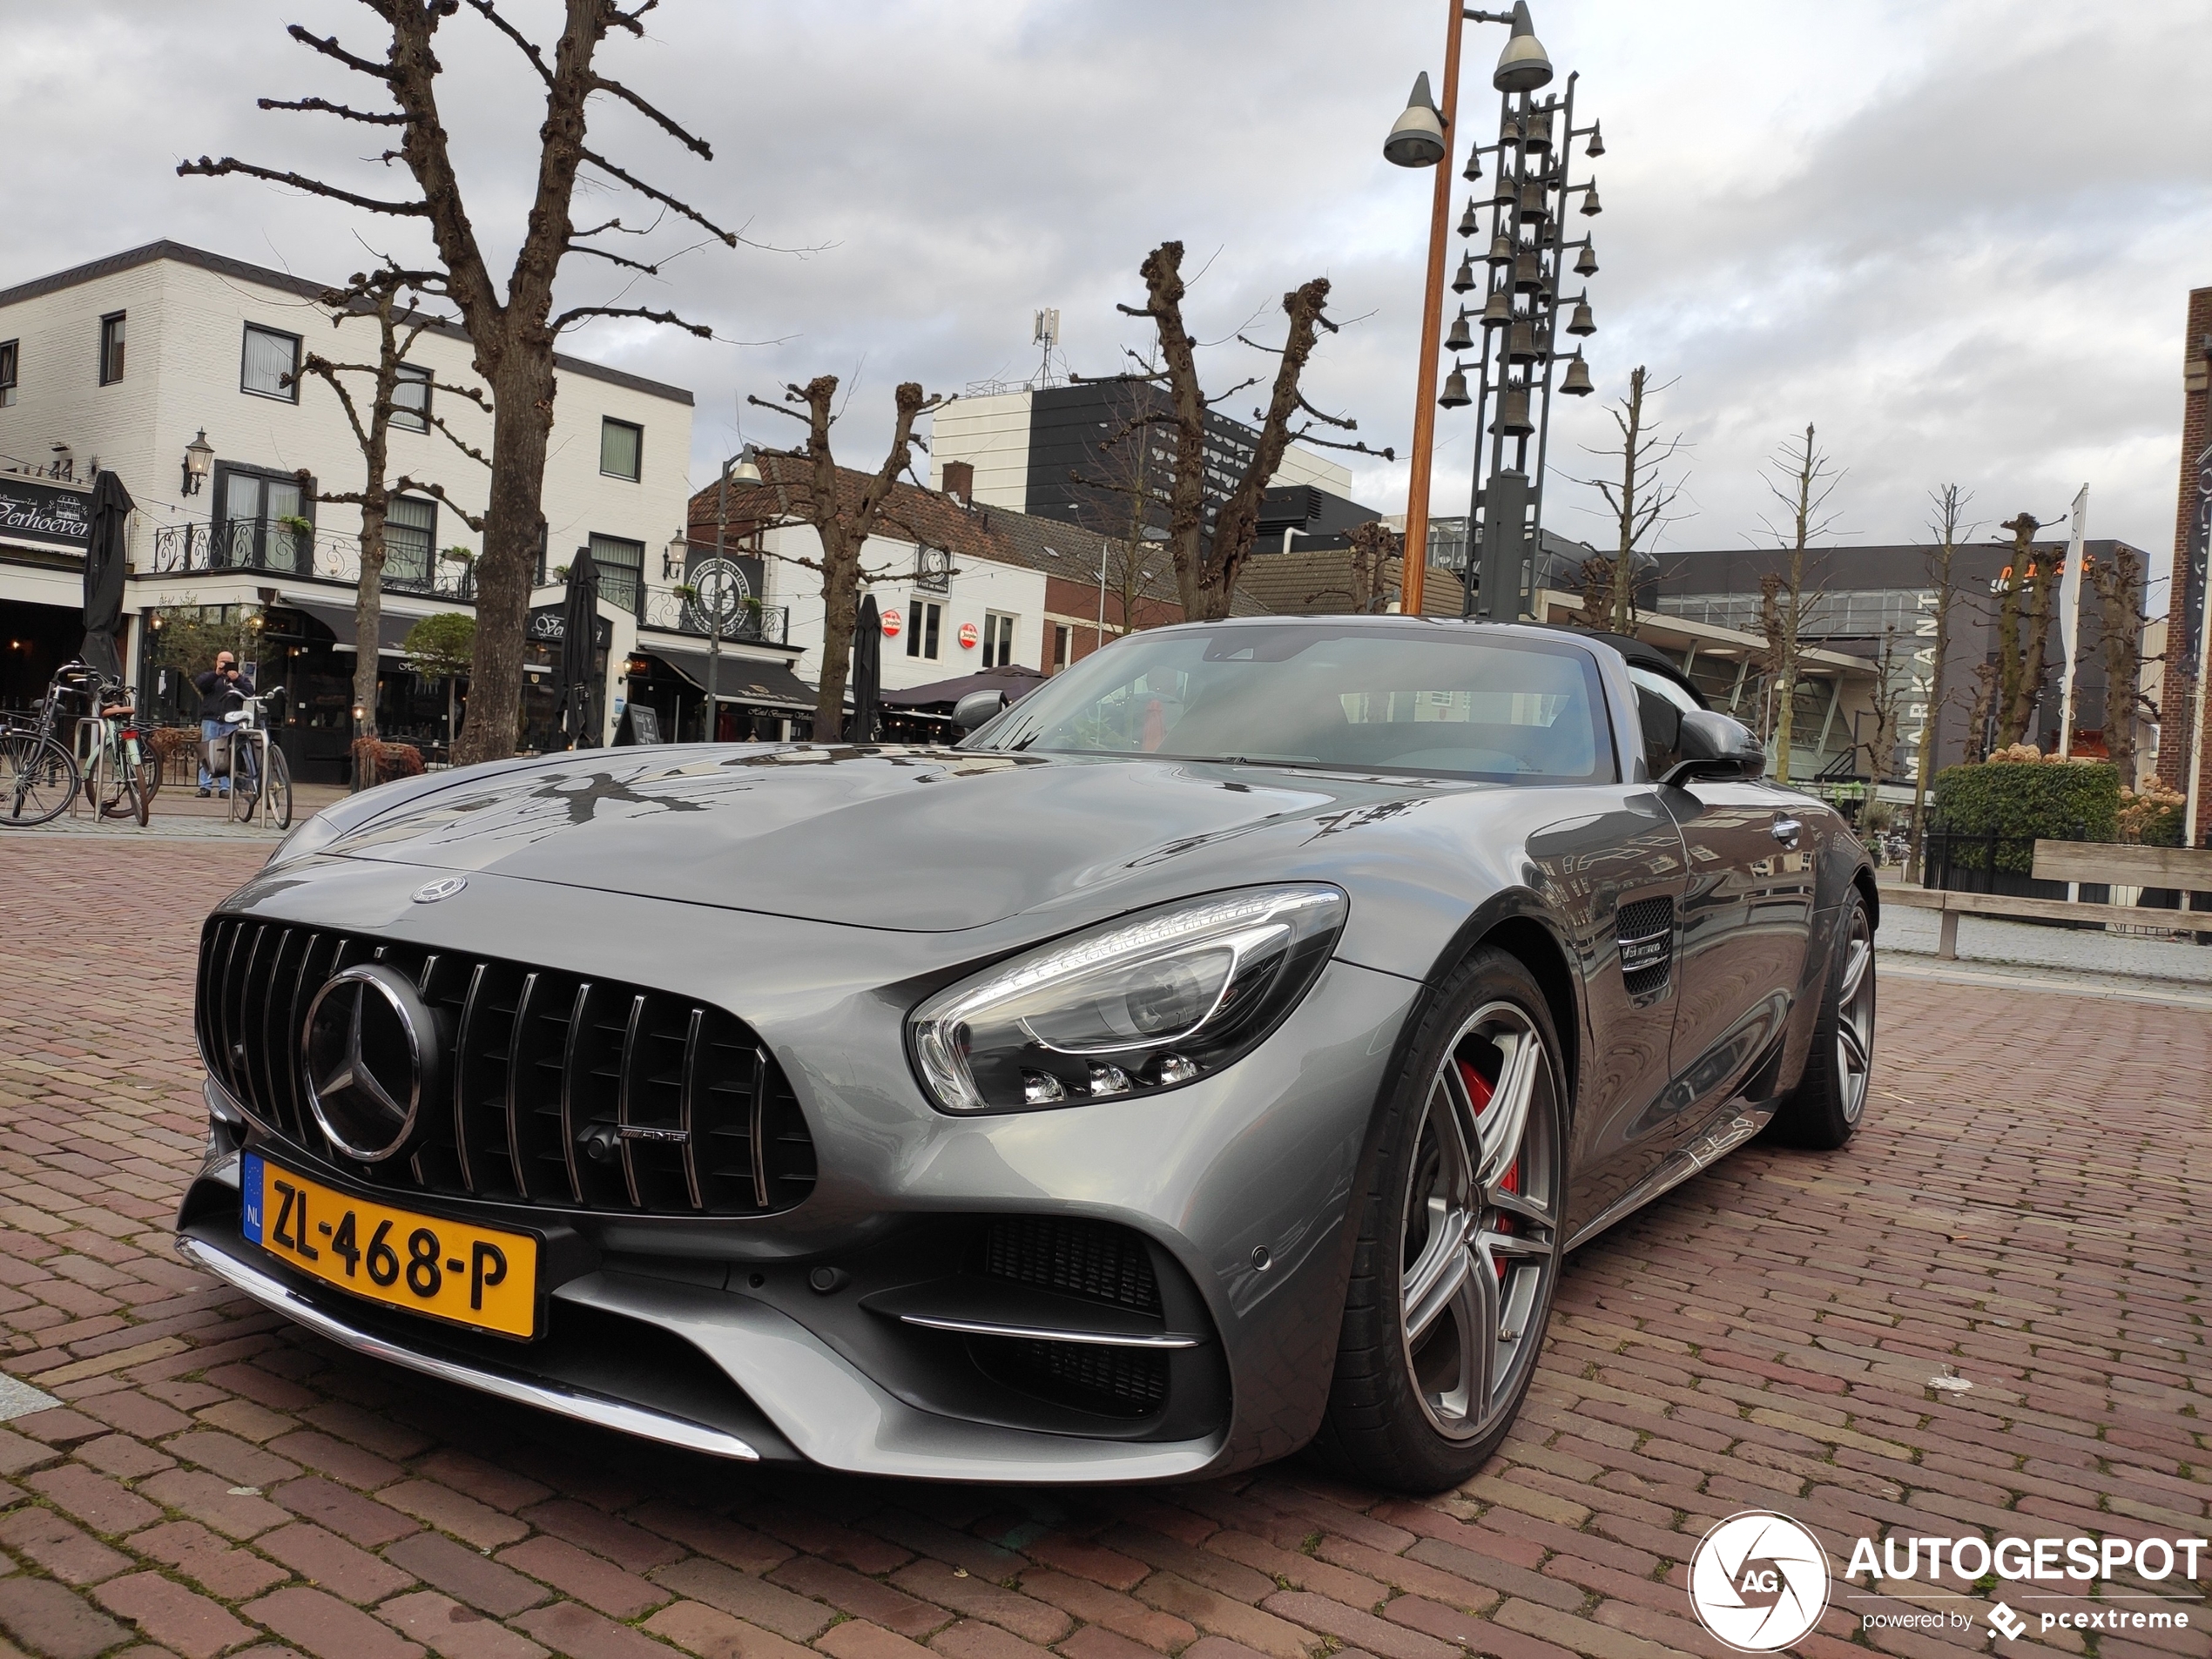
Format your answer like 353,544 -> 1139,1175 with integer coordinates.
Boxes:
179,862 -> 1421,1481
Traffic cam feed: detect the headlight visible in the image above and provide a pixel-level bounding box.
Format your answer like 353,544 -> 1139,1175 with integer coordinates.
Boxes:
908,884 -> 1347,1114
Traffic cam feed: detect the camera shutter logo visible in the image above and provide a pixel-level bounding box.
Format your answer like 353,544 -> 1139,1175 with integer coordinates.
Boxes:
1688,1511 -> 1831,1652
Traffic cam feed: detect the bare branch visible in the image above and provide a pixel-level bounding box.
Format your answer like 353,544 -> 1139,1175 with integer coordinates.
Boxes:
428,415 -> 492,470
590,72 -> 713,160
284,23 -> 394,81
550,302 -> 711,336
177,155 -> 430,218
1285,428 -> 1396,461
257,95 -> 408,125
578,146 -> 738,247
746,394 -> 816,425
395,475 -> 487,532
459,0 -> 553,84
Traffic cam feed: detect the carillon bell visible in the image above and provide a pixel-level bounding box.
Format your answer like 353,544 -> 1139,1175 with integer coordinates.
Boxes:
1453,253 -> 1479,293
1439,361 -> 1473,409
1492,387 -> 1534,435
1560,352 -> 1595,396
1446,307 -> 1474,352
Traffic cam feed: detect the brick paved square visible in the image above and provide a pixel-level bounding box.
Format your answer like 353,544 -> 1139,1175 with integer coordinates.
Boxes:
0,836 -> 2202,1659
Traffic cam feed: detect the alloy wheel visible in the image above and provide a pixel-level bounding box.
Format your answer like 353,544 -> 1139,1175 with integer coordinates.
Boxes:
1399,1000 -> 1561,1441
1834,907 -> 1874,1123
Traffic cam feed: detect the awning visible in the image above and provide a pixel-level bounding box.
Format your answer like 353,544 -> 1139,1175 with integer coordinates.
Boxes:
644,648 -> 815,711
880,664 -> 1045,710
279,593 -> 432,658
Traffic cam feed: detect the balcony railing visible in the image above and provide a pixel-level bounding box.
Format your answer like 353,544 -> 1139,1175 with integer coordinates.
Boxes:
640,587 -> 787,644
147,520 -> 475,600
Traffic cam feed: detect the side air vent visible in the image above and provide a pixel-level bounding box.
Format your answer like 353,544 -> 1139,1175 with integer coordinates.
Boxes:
195,919 -> 814,1218
980,1217 -> 1162,1316
1616,894 -> 1675,1000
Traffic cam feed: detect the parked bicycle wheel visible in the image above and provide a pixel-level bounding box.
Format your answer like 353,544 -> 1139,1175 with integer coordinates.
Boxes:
1,733 -> 79,827
263,743 -> 293,829
94,733 -> 147,826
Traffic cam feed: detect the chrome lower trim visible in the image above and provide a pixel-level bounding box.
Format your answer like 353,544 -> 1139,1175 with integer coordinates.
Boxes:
894,1312 -> 1202,1349
1564,1104 -> 1774,1252
175,1236 -> 759,1461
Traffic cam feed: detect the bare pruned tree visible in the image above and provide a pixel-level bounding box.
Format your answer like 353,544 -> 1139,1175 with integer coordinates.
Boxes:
2087,541 -> 2158,784
293,265 -> 489,775
1568,365 -> 1689,633
1101,241 -> 1390,620
1757,423 -> 1844,784
1346,521 -> 1401,615
1858,626 -> 1908,783
747,376 -> 948,740
1963,660 -> 1998,764
1991,511 -> 2059,750
1906,483 -> 1975,882
181,1 -> 754,766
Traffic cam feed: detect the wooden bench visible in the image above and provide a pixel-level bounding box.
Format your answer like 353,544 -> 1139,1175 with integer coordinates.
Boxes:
1885,840 -> 2212,958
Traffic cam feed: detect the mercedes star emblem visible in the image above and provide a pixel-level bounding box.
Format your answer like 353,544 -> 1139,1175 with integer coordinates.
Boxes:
300,964 -> 437,1162
412,876 -> 468,903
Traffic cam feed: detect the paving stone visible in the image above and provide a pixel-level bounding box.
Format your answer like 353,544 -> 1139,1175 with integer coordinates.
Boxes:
377,1590 -> 550,1659
257,1521 -> 415,1603
128,1520 -> 290,1600
245,1586 -> 427,1659
496,1535 -> 668,1622
385,1532 -> 552,1619
0,1502 -> 133,1584
92,1571 -> 258,1659
0,1574 -> 133,1659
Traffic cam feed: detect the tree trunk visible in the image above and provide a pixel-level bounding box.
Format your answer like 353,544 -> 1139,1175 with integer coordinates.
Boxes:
813,529 -> 860,741
456,352 -> 556,765
350,498 -> 388,779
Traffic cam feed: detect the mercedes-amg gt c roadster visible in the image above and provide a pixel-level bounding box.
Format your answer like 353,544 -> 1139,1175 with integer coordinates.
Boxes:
177,617 -> 1876,1492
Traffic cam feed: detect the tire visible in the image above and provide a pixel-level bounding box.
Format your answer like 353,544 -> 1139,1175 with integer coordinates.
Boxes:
0,734 -> 78,827
96,745 -> 145,825
1312,948 -> 1568,1493
265,745 -> 293,829
1766,888 -> 1875,1150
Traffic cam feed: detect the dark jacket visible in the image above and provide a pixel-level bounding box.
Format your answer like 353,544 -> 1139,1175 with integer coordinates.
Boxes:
193,665 -> 254,718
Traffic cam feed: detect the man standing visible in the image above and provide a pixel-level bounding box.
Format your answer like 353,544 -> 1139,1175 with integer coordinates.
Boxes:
193,650 -> 253,796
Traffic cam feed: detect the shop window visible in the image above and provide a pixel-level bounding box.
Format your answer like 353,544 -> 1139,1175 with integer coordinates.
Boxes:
590,532 -> 645,617
98,313 -> 125,384
907,599 -> 943,660
981,610 -> 1017,669
240,323 -> 302,401
1051,624 -> 1071,674
0,339 -> 16,408
392,363 -> 431,432
600,417 -> 643,481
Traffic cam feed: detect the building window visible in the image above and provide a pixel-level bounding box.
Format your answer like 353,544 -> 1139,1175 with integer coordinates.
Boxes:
213,463 -> 315,575
0,339 -> 15,408
384,495 -> 436,590
915,546 -> 952,593
981,611 -> 1017,669
589,532 -> 645,617
1051,624 -> 1071,674
392,363 -> 431,432
906,599 -> 943,660
98,313 -> 125,384
600,417 -> 643,481
240,323 -> 302,401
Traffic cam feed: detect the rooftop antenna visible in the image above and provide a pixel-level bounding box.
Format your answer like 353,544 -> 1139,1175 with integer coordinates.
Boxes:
1033,308 -> 1060,388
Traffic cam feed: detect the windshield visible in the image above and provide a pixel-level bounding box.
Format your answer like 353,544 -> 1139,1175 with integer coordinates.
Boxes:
971,624 -> 1616,784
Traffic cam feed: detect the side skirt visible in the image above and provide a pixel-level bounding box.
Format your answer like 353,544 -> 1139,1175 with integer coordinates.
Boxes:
1562,1101 -> 1777,1253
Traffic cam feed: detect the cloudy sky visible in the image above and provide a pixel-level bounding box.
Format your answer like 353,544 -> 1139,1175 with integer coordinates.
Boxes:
7,1 -> 2206,603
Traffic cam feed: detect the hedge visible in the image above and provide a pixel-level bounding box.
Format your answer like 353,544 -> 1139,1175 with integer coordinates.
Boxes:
1930,758 -> 2119,873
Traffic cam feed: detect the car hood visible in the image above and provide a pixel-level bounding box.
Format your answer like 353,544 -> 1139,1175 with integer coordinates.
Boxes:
311,744 -> 1455,932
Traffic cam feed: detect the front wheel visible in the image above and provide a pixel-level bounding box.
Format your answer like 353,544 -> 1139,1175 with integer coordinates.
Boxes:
1312,948 -> 1568,1493
0,734 -> 78,827
264,744 -> 293,829
1766,889 -> 1875,1149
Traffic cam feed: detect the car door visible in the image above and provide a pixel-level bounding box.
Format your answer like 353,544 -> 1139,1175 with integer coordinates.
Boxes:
1628,666 -> 1814,1129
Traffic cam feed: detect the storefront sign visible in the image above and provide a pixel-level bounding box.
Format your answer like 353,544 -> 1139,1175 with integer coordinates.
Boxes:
881,608 -> 902,638
958,621 -> 980,651
679,549 -> 765,635
525,605 -> 614,648
0,475 -> 92,550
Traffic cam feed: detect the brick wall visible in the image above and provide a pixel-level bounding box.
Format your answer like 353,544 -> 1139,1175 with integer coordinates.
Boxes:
2156,286 -> 2212,830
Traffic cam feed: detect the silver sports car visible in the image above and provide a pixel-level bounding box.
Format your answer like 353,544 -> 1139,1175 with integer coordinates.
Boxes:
177,617 -> 1876,1492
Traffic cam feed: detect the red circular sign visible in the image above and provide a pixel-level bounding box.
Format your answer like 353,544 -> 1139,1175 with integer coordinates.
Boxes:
880,608 -> 902,637
958,622 -> 980,651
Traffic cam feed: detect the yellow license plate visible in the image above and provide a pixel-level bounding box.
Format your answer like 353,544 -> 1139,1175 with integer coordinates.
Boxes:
242,1154 -> 540,1339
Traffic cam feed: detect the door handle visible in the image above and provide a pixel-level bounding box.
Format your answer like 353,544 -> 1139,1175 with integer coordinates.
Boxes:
1770,818 -> 1801,844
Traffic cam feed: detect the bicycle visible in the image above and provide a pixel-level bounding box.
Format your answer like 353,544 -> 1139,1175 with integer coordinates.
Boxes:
219,687 -> 292,830
76,670 -> 153,828
1,662 -> 91,829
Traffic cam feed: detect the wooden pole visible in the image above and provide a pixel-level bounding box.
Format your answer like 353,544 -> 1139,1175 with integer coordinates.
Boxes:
1399,0 -> 1467,620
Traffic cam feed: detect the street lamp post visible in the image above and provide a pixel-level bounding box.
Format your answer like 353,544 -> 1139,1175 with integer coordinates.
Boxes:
700,443 -> 763,740
1385,1 -> 1602,622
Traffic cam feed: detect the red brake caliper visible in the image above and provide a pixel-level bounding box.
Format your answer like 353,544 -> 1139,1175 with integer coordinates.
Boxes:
1457,1059 -> 1515,1278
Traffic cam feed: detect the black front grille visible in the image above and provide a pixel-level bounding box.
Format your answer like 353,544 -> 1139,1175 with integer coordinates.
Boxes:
987,1337 -> 1169,1418
196,918 -> 815,1217
1616,894 -> 1675,998
980,1216 -> 1161,1316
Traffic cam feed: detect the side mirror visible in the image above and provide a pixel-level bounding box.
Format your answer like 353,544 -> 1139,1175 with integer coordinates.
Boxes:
1661,710 -> 1764,786
951,690 -> 1009,732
